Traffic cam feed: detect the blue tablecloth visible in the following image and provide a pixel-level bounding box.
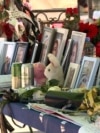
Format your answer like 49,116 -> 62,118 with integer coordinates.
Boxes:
3,102 -> 80,133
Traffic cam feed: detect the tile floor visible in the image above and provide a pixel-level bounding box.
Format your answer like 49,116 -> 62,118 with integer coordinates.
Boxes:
6,116 -> 44,133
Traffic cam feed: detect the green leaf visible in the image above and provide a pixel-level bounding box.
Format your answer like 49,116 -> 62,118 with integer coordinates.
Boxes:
48,79 -> 59,86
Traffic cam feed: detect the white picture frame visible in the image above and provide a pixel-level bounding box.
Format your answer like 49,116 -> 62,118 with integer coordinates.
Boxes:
0,41 -> 16,75
75,56 -> 100,89
31,42 -> 39,63
51,28 -> 69,63
96,67 -> 100,86
70,31 -> 86,64
63,63 -> 80,89
40,27 -> 56,65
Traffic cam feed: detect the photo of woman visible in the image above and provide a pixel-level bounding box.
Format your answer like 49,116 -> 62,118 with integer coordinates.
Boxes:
78,60 -> 94,88
0,42 -> 16,75
15,47 -> 25,63
40,27 -> 56,65
71,31 -> 86,64
70,40 -> 78,63
65,67 -> 75,88
1,56 -> 10,75
52,39 -> 59,56
40,33 -> 50,63
52,32 -> 63,59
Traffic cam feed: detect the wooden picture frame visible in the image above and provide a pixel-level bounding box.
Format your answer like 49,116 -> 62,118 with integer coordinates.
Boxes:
63,63 -> 80,89
70,31 -> 86,64
75,56 -> 100,89
96,67 -> 100,86
0,41 -> 16,75
13,42 -> 29,63
51,28 -> 69,63
40,27 -> 56,65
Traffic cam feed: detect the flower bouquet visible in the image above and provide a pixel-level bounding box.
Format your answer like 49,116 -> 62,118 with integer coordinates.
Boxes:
63,8 -> 80,38
79,19 -> 100,57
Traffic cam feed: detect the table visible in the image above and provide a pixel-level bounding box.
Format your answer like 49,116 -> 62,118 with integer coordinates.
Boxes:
3,102 -> 81,133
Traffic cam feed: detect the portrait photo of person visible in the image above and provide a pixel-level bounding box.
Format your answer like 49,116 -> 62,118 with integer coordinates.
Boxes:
65,67 -> 75,88
70,40 -> 78,63
52,39 -> 59,56
40,34 -> 50,63
53,32 -> 63,58
71,31 -> 86,64
1,56 -> 10,75
40,30 -> 52,64
0,42 -> 16,75
15,47 -> 25,63
78,60 -> 94,88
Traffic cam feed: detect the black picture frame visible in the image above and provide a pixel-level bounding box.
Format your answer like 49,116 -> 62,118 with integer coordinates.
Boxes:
31,40 -> 42,63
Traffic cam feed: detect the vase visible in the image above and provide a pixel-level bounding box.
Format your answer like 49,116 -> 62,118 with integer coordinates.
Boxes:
96,42 -> 100,57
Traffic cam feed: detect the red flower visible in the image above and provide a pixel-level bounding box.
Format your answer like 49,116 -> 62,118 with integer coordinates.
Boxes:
2,23 -> 15,39
73,8 -> 78,15
79,22 -> 98,40
87,24 -> 98,39
65,8 -> 78,16
79,22 -> 89,32
65,8 -> 73,16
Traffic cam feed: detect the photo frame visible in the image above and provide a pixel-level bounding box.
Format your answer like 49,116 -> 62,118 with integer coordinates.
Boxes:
61,38 -> 73,77
96,67 -> 100,86
31,42 -> 39,63
51,28 -> 69,63
70,31 -> 86,64
0,41 -> 16,75
75,56 -> 100,89
40,27 -> 56,65
13,42 -> 29,63
63,63 -> 80,89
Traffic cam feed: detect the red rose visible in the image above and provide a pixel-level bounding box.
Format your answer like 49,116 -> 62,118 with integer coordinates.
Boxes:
65,8 -> 73,16
73,8 -> 78,15
79,22 -> 98,40
2,23 -> 15,39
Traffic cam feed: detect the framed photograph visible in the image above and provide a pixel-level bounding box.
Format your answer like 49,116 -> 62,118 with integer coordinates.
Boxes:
70,31 -> 86,64
75,56 -> 100,89
61,38 -> 73,77
96,67 -> 100,86
13,42 -> 29,63
40,27 -> 56,65
31,42 -> 39,63
0,41 -> 16,75
63,63 -> 80,89
51,28 -> 69,63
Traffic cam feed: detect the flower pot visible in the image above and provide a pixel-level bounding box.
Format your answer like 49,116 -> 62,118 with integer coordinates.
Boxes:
96,42 -> 100,57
